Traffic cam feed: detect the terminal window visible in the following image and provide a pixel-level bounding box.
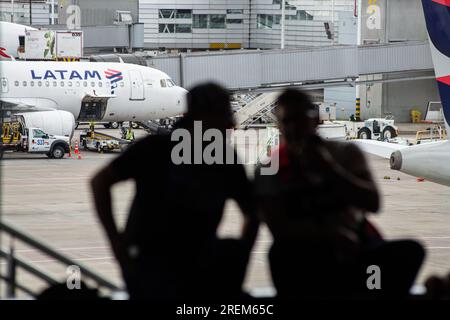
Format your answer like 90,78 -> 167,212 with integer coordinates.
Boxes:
175,24 -> 192,33
227,9 -> 243,14
159,24 -> 175,33
210,15 -> 226,29
226,19 -> 243,24
257,14 -> 275,29
176,9 -> 192,19
193,14 -> 208,28
159,9 -> 192,19
287,10 -> 314,21
159,9 -> 175,19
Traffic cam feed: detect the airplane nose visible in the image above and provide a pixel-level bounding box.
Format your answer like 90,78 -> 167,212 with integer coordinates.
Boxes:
175,87 -> 188,113
390,151 -> 403,170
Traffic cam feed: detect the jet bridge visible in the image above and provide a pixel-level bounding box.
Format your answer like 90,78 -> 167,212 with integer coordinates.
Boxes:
148,41 -> 433,91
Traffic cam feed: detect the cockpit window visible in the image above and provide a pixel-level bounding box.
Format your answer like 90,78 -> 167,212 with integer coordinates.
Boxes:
166,79 -> 175,87
160,79 -> 167,88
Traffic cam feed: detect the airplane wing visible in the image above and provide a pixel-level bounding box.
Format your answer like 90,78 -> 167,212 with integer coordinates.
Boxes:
0,99 -> 56,112
351,139 -> 410,159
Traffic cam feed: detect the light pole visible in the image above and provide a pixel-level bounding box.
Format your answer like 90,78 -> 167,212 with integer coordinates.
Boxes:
51,0 -> 55,25
10,0 -> 14,23
29,0 -> 32,25
281,0 -> 286,49
331,0 -> 335,44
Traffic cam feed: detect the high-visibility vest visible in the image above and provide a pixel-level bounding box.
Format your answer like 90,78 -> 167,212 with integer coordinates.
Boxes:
126,130 -> 134,140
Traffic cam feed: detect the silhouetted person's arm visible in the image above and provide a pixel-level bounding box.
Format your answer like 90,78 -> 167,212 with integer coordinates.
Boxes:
314,142 -> 380,213
232,164 -> 259,251
91,139 -> 151,269
238,197 -> 259,251
91,164 -> 130,268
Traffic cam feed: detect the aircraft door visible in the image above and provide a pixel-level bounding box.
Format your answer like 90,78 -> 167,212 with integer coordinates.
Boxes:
78,96 -> 109,121
1,77 -> 8,93
129,70 -> 145,100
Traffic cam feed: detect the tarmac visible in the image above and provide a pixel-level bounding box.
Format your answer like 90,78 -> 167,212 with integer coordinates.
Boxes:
0,126 -> 449,297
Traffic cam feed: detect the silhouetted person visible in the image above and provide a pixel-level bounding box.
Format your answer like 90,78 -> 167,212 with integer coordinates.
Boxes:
254,89 -> 424,299
91,83 -> 258,300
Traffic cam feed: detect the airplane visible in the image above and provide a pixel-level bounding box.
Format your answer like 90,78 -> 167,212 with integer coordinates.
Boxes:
0,22 -> 187,136
355,0 -> 450,187
0,21 -> 36,59
0,61 -> 187,122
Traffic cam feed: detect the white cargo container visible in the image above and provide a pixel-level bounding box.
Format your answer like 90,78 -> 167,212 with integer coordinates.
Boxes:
56,31 -> 83,58
25,30 -> 83,60
25,30 -> 55,60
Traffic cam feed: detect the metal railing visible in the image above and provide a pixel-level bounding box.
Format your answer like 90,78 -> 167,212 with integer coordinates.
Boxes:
0,221 -> 121,299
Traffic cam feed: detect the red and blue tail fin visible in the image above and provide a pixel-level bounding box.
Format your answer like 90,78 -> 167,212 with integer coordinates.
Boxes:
422,0 -> 450,132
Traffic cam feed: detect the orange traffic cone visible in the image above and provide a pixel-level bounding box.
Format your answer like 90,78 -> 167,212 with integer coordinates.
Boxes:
74,141 -> 81,160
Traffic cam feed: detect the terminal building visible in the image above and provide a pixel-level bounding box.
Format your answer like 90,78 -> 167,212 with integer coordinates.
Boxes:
138,0 -> 356,50
0,0 -> 57,25
0,0 -> 442,123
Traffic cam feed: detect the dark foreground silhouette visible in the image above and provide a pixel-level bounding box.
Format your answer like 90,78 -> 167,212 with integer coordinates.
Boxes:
91,83 -> 258,300
254,89 -> 425,299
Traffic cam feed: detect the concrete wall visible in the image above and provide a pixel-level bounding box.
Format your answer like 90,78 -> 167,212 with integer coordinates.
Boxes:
387,0 -> 427,42
358,0 -> 440,122
59,0 -> 139,27
360,74 -> 384,119
383,74 -> 441,121
324,87 -> 357,120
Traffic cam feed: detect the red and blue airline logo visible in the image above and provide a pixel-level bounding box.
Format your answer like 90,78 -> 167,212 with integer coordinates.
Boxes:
0,47 -> 11,58
422,0 -> 450,122
104,69 -> 123,95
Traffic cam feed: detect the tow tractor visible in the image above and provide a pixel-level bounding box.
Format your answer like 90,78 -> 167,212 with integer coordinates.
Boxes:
1,121 -> 70,159
80,124 -> 131,153
357,117 -> 398,140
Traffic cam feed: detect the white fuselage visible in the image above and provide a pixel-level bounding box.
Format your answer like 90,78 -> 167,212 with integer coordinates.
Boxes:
0,21 -> 36,59
0,61 -> 187,122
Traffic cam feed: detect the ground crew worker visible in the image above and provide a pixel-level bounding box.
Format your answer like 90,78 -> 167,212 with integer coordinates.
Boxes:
89,122 -> 95,139
125,127 -> 135,141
